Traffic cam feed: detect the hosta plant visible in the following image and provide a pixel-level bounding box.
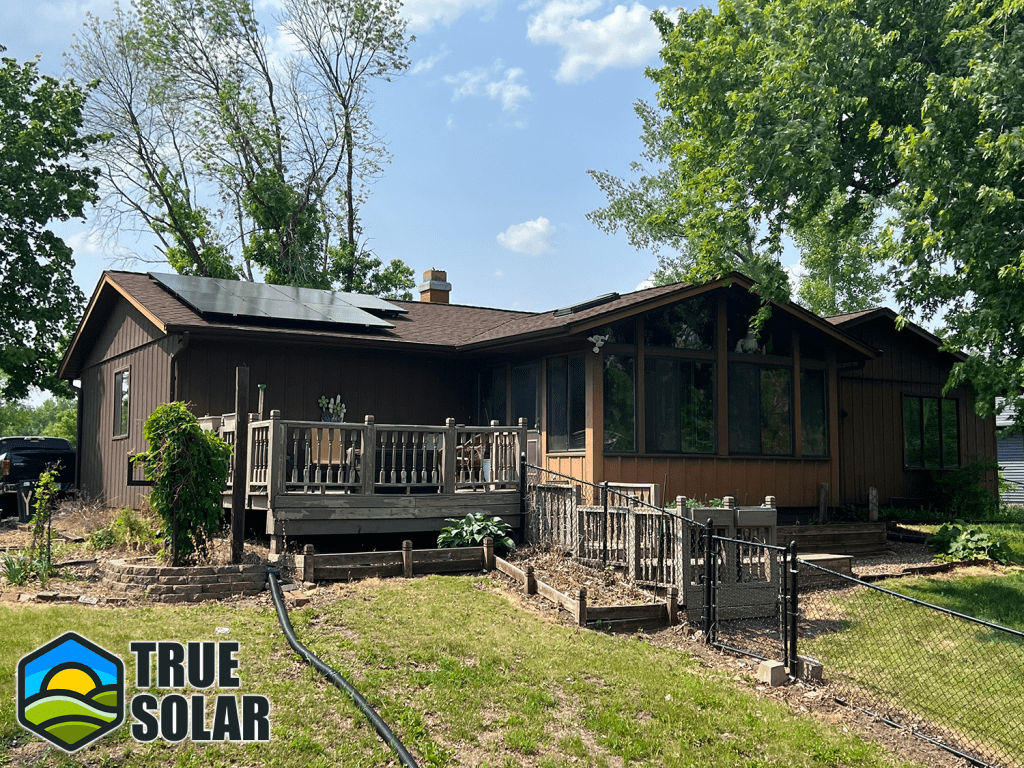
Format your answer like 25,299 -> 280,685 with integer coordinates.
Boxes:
437,513 -> 514,555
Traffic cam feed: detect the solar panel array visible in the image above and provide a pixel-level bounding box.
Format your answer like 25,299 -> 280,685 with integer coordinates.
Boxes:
149,273 -> 404,329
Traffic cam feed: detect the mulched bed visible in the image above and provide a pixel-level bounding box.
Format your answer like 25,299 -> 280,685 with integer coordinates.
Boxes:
503,546 -> 659,606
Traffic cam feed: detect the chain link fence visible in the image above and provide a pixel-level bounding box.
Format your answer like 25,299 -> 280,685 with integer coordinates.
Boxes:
708,534 -> 795,667
800,562 -> 1024,768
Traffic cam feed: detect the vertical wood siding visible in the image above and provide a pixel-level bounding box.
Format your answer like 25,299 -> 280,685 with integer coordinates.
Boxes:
837,318 -> 997,505
79,337 -> 175,509
177,339 -> 475,427
600,455 -> 830,508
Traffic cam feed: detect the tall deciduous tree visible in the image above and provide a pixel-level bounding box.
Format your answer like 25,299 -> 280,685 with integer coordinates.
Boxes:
0,49 -> 99,400
590,0 -> 1024,420
66,0 -> 415,297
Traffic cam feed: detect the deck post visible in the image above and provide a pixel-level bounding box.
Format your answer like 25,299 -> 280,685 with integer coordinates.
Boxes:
402,540 -> 413,578
362,416 -> 376,495
817,482 -> 829,523
868,486 -> 878,521
267,410 -> 285,555
443,418 -> 457,495
230,366 -> 249,564
524,564 -> 537,595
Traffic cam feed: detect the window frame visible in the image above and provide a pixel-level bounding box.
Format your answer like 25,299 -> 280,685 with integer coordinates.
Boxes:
903,395 -> 959,469
546,353 -> 586,453
113,365 -> 131,439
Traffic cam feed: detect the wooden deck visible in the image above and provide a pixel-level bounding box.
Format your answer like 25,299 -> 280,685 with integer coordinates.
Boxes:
222,412 -> 526,549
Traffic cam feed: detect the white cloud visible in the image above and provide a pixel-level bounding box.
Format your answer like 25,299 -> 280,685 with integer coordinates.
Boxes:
634,276 -> 655,291
497,217 -> 556,255
527,1 -> 664,83
411,45 -> 450,74
402,0 -> 496,32
444,61 -> 532,111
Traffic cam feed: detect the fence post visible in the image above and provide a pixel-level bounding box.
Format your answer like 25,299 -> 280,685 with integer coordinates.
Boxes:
626,507 -> 638,582
703,518 -> 715,642
402,540 -> 413,578
519,450 -> 528,540
482,536 -> 495,571
601,481 -> 609,565
524,564 -> 537,595
303,544 -> 315,583
667,585 -> 679,626
575,588 -> 587,627
788,540 -> 799,671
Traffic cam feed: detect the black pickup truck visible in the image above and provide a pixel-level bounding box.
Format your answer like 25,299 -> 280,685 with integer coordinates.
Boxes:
0,436 -> 76,518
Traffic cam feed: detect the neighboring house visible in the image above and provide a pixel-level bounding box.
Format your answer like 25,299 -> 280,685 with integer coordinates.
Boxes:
58,270 -> 997,517
996,400 -> 1024,504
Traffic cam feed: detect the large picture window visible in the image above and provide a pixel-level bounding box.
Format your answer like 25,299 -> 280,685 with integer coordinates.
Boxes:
603,354 -> 636,452
904,396 -> 959,468
728,363 -> 792,455
800,368 -> 828,456
113,367 -> 130,438
548,355 -> 585,452
645,358 -> 715,453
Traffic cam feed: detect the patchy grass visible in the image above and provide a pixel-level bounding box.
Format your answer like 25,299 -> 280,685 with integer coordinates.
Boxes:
0,576 -> 922,767
803,573 -> 1024,766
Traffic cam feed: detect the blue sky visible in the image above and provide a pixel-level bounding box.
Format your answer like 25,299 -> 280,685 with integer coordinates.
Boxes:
2,0 -> 729,313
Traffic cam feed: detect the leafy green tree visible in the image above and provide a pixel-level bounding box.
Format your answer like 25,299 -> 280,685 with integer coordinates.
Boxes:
591,0 -> 1024,421
67,0 -> 416,297
0,49 -> 100,400
0,380 -> 77,446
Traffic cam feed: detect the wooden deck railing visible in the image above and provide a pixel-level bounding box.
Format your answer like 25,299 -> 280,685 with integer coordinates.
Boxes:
239,412 -> 527,499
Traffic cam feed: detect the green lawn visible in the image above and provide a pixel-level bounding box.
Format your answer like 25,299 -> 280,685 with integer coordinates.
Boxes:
803,572 -> 1024,767
0,576 -> 920,768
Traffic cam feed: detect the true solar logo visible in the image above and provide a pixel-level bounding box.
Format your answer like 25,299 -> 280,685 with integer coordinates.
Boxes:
16,635 -> 270,751
129,641 -> 270,743
17,632 -> 125,752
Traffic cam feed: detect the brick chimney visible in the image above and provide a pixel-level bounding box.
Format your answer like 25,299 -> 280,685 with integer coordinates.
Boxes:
418,269 -> 452,304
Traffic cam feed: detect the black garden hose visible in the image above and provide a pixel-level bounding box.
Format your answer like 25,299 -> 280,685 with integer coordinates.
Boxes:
266,570 -> 420,768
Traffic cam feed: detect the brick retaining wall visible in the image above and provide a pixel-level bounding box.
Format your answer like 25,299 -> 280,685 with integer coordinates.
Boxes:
101,559 -> 267,603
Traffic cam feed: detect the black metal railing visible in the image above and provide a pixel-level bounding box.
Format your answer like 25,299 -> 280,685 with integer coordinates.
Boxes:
800,562 -> 1024,768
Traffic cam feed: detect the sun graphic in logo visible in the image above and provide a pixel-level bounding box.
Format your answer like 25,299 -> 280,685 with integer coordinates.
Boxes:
17,633 -> 125,752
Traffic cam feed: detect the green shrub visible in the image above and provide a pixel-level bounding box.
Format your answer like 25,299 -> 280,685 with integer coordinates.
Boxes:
927,521 -> 1012,564
2,552 -> 31,586
437,513 -> 514,555
133,402 -> 232,565
930,459 -> 999,519
87,506 -> 162,552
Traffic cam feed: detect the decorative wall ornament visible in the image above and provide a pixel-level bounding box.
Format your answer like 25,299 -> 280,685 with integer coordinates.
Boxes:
587,334 -> 609,353
318,395 -> 346,422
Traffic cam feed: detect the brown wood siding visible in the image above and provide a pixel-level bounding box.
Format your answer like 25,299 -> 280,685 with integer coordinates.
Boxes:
79,337 -> 175,509
601,455 -> 831,507
176,339 -> 475,426
82,300 -> 163,370
837,318 -> 997,505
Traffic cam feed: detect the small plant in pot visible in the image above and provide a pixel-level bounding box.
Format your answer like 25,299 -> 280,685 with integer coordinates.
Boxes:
437,513 -> 514,555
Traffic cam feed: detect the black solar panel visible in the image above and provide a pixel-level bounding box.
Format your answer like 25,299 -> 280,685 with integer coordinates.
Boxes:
149,273 -> 397,329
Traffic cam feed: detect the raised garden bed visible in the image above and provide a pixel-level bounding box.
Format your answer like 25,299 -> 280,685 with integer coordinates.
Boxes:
494,549 -> 677,632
